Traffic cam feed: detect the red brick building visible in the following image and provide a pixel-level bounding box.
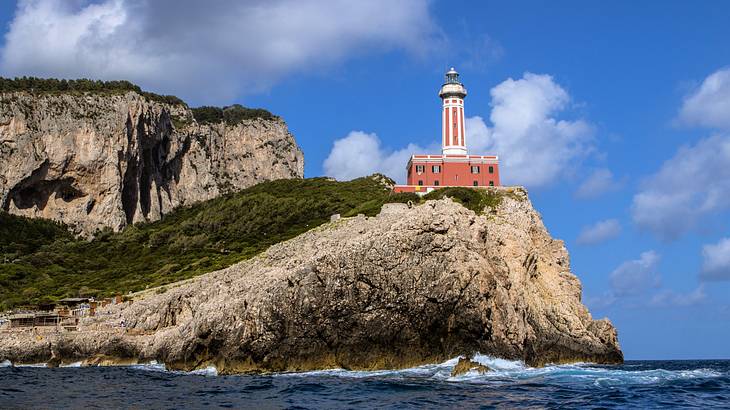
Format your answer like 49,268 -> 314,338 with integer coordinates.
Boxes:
394,68 -> 500,194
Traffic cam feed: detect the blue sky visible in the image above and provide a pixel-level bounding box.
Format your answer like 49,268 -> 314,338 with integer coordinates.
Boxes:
1,0 -> 729,360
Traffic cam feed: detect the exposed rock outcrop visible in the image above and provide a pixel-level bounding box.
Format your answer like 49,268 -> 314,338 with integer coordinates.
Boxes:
0,92 -> 303,235
451,357 -> 491,377
0,189 -> 623,373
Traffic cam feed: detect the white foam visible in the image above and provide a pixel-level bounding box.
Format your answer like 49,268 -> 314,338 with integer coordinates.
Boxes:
275,354 -> 527,381
60,361 -> 83,368
0,359 -> 12,367
273,355 -> 725,386
130,360 -> 166,372
15,363 -> 47,368
130,361 -> 218,376
471,354 -> 527,371
187,366 -> 218,376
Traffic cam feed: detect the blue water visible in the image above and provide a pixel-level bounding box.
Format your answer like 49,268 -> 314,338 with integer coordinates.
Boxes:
1,356 -> 728,409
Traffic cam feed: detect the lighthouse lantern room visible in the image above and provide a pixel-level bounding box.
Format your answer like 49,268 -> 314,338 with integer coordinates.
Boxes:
394,68 -> 501,194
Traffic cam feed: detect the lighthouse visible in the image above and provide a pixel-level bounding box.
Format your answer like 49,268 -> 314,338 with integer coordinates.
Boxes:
440,68 -> 468,155
393,67 -> 501,194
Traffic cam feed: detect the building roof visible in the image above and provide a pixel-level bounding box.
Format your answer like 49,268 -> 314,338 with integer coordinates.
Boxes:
57,297 -> 92,304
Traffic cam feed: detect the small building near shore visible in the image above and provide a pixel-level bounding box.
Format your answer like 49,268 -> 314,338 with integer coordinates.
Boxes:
8,312 -> 60,328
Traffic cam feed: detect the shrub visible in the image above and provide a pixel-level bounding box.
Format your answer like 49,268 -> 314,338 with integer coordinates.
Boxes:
0,77 -> 185,105
422,187 -> 504,214
192,104 -> 275,125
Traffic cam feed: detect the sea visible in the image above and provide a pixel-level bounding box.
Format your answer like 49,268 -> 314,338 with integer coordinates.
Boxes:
1,356 -> 728,409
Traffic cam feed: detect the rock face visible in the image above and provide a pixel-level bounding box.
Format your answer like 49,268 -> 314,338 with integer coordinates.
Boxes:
0,92 -> 304,235
0,189 -> 623,373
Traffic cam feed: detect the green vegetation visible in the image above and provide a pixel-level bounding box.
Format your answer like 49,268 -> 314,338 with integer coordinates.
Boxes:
0,77 -> 276,124
0,178 -> 519,310
0,77 -> 185,105
0,176 -> 397,309
0,213 -> 73,258
343,192 -> 420,217
191,104 -> 276,125
422,187 -> 509,214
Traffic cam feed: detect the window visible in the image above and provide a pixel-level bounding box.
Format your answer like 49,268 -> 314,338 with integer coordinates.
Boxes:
418,180 -> 423,186
416,165 -> 425,173
432,165 -> 441,173
489,181 -> 494,186
473,181 -> 478,186
471,166 -> 480,174
434,180 -> 440,186
488,166 -> 494,174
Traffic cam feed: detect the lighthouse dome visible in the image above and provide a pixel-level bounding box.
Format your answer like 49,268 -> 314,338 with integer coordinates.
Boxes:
439,67 -> 467,98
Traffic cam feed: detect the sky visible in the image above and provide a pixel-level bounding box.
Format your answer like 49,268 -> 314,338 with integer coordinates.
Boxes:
1,0 -> 729,360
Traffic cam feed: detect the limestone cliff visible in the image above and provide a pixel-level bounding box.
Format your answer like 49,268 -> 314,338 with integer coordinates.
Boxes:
0,92 -> 304,235
0,189 -> 622,373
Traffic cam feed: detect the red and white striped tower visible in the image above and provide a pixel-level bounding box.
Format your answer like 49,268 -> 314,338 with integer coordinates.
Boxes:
439,67 -> 468,155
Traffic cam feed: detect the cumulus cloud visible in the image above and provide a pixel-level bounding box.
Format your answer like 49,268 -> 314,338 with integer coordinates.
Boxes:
322,131 -> 426,183
631,135 -> 730,240
609,251 -> 661,296
678,67 -> 730,130
589,251 -> 707,309
0,0 -> 437,103
466,73 -> 594,188
585,251 -> 708,309
574,168 -> 621,199
701,237 -> 730,281
576,219 -> 621,245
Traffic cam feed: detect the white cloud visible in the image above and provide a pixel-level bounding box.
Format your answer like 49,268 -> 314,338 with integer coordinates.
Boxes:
701,237 -> 730,281
0,0 -> 437,103
649,286 -> 706,308
574,168 -> 621,199
609,251 -> 661,296
590,251 -> 707,309
631,135 -> 730,240
678,68 -> 730,130
322,131 -> 425,183
576,219 -> 621,245
466,73 -> 594,188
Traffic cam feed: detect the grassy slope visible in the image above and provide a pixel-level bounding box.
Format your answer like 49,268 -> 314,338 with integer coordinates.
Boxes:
0,177 -> 515,310
0,176 -> 420,309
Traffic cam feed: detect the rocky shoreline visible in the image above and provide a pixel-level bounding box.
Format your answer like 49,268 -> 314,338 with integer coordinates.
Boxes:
0,189 -> 622,374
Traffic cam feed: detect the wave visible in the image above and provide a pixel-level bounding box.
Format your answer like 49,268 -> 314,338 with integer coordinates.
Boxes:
131,361 -> 218,376
274,354 -> 724,386
3,354 -> 723,386
13,363 -> 47,368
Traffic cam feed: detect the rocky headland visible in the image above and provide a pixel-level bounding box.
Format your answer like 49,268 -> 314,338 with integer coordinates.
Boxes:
0,188 -> 623,373
0,91 -> 303,235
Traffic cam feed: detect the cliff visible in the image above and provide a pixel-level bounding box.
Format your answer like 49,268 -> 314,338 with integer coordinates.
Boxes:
0,188 -> 623,373
0,91 -> 304,235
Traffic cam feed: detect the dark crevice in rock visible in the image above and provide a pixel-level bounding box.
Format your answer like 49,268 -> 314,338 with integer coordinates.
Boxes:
139,147 -> 152,218
121,157 -> 139,225
4,160 -> 85,211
